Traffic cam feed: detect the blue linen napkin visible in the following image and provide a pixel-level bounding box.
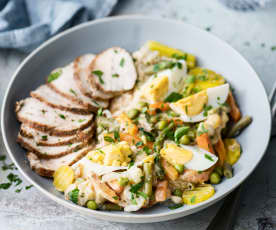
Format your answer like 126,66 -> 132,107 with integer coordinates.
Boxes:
0,0 -> 117,52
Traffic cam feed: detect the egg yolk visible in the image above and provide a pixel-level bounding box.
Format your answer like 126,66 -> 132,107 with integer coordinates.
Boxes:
172,90 -> 208,116
87,142 -> 132,166
142,75 -> 169,103
160,143 -> 193,165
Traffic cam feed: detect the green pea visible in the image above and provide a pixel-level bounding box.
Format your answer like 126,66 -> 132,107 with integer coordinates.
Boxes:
127,109 -> 140,119
86,200 -> 98,210
156,120 -> 168,130
174,126 -> 190,142
174,164 -> 184,173
179,135 -> 190,145
119,177 -> 129,186
210,172 -> 221,184
173,189 -> 183,197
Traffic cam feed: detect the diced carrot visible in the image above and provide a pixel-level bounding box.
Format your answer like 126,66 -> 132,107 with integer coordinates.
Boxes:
119,132 -> 154,150
148,102 -> 170,115
115,112 -> 138,135
107,180 -> 124,194
155,180 -> 169,202
227,91 -> 241,122
214,137 -> 227,166
161,158 -> 179,181
196,133 -> 215,153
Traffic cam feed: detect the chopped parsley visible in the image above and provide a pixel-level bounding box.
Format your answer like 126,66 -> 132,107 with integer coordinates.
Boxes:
97,107 -> 103,116
204,154 -> 214,162
25,185 -> 33,190
113,196 -> 119,200
120,58 -> 125,67
164,92 -> 183,102
92,70 -> 104,84
143,146 -> 152,155
104,136 -> 115,143
15,188 -> 22,193
171,53 -> 187,60
135,141 -> 143,147
271,46 -> 276,51
78,119 -> 85,123
0,155 -> 6,161
41,135 -> 48,141
2,163 -> 16,171
0,183 -> 11,190
177,62 -> 182,69
114,130 -> 120,141
112,73 -> 119,78
130,181 -> 144,194
47,70 -> 62,83
168,203 -> 183,210
190,196 -> 196,204
59,114 -> 66,120
197,124 -> 208,136
185,75 -> 196,84
137,191 -> 148,199
203,104 -> 213,117
128,161 -> 134,169
69,88 -> 77,96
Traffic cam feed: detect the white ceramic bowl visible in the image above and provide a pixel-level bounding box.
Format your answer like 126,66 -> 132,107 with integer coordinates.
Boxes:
1,16 -> 271,223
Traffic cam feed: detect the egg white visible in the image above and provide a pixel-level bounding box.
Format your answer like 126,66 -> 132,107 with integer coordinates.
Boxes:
179,144 -> 218,171
170,83 -> 230,123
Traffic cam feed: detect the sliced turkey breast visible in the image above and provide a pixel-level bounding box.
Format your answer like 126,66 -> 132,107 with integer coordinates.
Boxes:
89,47 -> 137,94
15,97 -> 94,136
48,62 -> 109,111
74,54 -> 114,100
20,123 -> 94,146
31,84 -> 90,115
17,132 -> 92,158
109,90 -> 134,115
27,146 -> 92,177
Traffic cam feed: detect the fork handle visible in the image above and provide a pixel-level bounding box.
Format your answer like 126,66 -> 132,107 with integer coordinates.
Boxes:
206,186 -> 242,230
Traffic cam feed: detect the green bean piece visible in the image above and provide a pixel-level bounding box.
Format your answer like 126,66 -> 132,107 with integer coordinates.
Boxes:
101,203 -> 123,211
143,163 -> 153,198
127,109 -> 140,119
214,166 -> 223,177
174,126 -> 190,142
210,172 -> 221,184
223,162 -> 233,178
227,115 -> 252,137
173,189 -> 183,197
119,177 -> 129,187
179,135 -> 190,145
86,200 -> 98,210
174,164 -> 184,174
156,120 -> 168,130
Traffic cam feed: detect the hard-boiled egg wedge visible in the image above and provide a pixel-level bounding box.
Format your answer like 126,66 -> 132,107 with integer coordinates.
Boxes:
72,141 -> 132,178
136,61 -> 187,104
160,142 -> 218,171
170,83 -> 229,123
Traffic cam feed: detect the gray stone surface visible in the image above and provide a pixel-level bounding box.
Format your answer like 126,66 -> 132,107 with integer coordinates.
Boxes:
1,0 -> 276,229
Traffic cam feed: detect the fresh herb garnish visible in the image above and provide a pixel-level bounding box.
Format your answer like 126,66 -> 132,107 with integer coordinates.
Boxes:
185,75 -> 196,84
130,181 -> 144,194
47,70 -> 62,83
131,193 -> 137,205
139,128 -> 155,142
41,135 -> 48,141
177,62 -> 182,69
2,163 -> 16,171
135,141 -> 144,147
68,188 -> 79,204
128,161 -> 134,169
198,75 -> 208,81
191,196 -> 196,204
92,70 -> 104,84
59,114 -> 66,120
203,104 -> 213,117
97,107 -> 103,116
120,58 -> 125,67
204,154 -> 214,162
171,53 -> 187,60
0,183 -> 11,190
197,124 -> 208,136
113,196 -> 119,200
164,92 -> 183,102
168,203 -> 183,210
0,155 -> 6,161
7,173 -> 22,186
112,73 -> 119,78
104,136 -> 115,143
15,188 -> 22,193
137,191 -> 148,199
25,185 -> 33,190
271,46 -> 276,51
114,130 -> 120,141
69,88 -> 77,96
78,119 -> 85,123
143,146 -> 152,155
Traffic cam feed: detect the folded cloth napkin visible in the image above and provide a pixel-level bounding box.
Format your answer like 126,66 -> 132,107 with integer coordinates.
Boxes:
0,0 -> 117,52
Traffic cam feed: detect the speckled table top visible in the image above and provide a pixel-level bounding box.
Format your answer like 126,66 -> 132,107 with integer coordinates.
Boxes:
1,0 -> 276,229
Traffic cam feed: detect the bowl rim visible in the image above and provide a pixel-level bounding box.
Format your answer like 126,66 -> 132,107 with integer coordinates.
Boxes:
1,15 -> 272,222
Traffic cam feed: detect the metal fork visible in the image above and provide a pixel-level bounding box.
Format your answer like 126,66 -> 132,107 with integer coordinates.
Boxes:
206,83 -> 276,230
